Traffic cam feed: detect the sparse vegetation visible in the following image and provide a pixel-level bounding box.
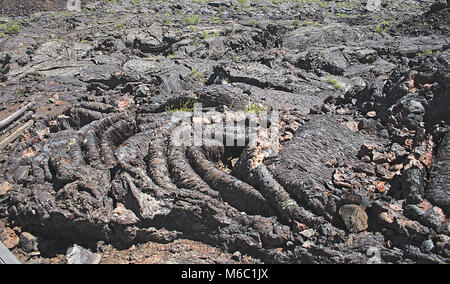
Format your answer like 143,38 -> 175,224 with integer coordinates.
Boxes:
238,0 -> 249,9
209,16 -> 222,25
201,30 -> 210,39
327,78 -> 343,90
416,49 -> 434,56
0,22 -> 21,36
249,19 -> 259,27
245,103 -> 267,114
115,23 -> 123,31
165,98 -> 197,113
185,15 -> 200,25
190,68 -> 206,83
14,87 -> 26,96
374,20 -> 391,33
212,30 -> 221,38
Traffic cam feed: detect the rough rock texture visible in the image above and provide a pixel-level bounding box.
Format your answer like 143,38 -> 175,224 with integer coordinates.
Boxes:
0,0 -> 448,264
339,205 -> 368,233
20,232 -> 38,252
426,133 -> 450,215
66,244 -> 101,264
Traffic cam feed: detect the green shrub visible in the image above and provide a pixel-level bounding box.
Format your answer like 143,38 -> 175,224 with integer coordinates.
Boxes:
165,98 -> 197,113
249,19 -> 259,27
416,49 -> 433,56
245,103 -> 267,114
374,20 -> 391,33
0,22 -> 21,36
190,68 -> 205,83
202,30 -> 210,39
327,78 -> 343,90
185,15 -> 200,25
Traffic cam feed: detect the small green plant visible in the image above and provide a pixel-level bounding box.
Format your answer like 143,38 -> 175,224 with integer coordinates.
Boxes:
219,5 -> 227,12
374,20 -> 391,33
201,30 -> 210,39
167,51 -> 177,59
249,19 -> 259,27
335,13 -> 350,18
84,8 -> 94,15
210,16 -> 222,25
194,37 -> 200,47
33,69 -> 46,79
327,78 -> 343,90
245,103 -> 267,114
165,98 -> 197,114
190,68 -> 205,83
189,25 -> 197,32
144,55 -> 156,61
0,22 -> 21,36
115,23 -> 123,31
164,12 -> 172,25
228,100 -> 235,109
185,15 -> 200,25
212,30 -> 220,38
14,87 -> 26,96
238,0 -> 249,8
67,138 -> 76,152
416,49 -> 433,57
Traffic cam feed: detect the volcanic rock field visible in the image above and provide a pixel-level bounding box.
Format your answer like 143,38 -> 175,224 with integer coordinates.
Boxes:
0,0 -> 448,264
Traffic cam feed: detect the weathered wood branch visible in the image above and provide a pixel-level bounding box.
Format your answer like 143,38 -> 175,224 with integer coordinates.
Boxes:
0,120 -> 34,150
0,102 -> 34,130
